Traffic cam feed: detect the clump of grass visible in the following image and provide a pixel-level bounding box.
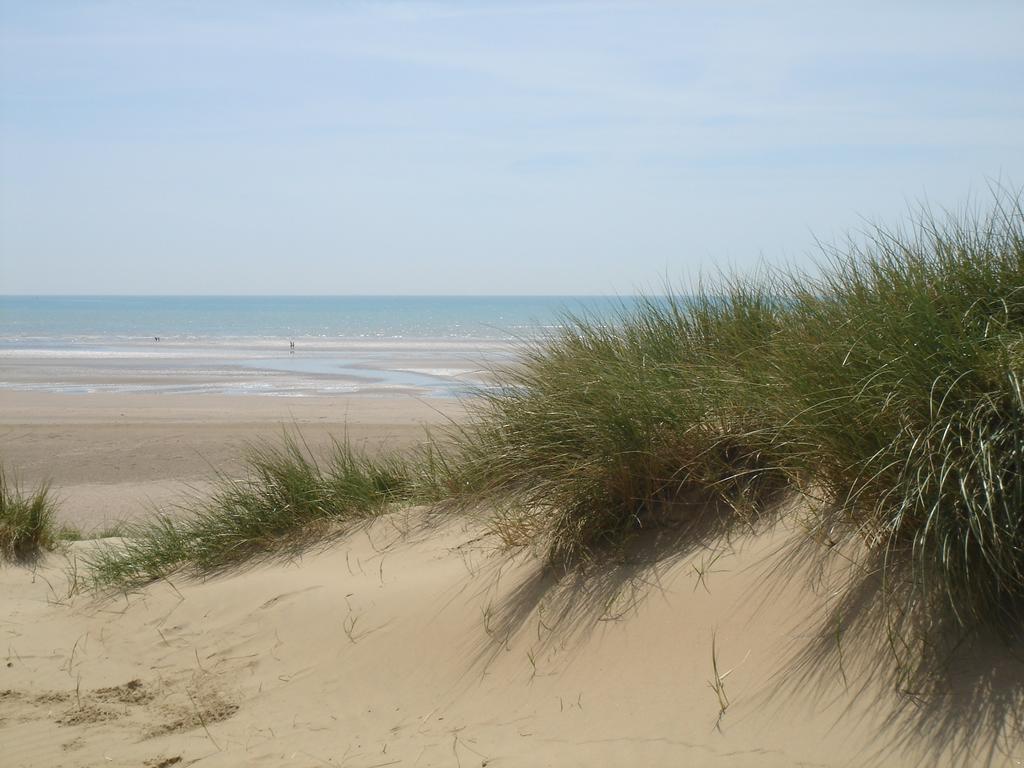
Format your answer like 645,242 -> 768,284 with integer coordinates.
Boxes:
56,525 -> 84,542
84,187 -> 1024,641
765,193 -> 1024,626
448,187 -> 1024,632
0,467 -> 59,561
449,285 -> 789,562
86,437 -> 427,588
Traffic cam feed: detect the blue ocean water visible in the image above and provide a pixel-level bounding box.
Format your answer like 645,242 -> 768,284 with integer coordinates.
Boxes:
0,295 -> 633,342
0,296 -> 638,397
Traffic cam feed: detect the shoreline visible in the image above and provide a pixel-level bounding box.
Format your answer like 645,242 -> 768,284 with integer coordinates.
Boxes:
0,333 -> 520,399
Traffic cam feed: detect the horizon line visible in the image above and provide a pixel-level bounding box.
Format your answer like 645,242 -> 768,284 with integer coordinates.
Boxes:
0,292 -> 656,299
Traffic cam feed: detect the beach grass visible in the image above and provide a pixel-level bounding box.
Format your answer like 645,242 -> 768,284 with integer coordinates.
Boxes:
446,283 -> 791,562
83,187 -> 1024,635
0,468 -> 58,561
446,187 -> 1024,630
85,437 -> 432,587
765,195 -> 1024,628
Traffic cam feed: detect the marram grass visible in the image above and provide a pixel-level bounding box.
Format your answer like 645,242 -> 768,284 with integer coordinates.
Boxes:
447,188 -> 1024,629
0,467 -> 58,561
84,188 -> 1024,637
85,437 -> 434,587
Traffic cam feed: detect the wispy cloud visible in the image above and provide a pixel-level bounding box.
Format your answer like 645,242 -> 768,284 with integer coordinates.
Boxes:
1,1 -> 1022,293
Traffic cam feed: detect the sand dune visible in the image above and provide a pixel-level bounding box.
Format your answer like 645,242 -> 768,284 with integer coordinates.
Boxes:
3,508 -> 1021,767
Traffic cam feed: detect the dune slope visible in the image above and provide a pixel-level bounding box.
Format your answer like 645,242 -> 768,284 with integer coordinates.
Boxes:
2,510 -> 1022,767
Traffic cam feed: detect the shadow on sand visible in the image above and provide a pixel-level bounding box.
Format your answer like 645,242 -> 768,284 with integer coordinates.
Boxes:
462,495 -> 1024,767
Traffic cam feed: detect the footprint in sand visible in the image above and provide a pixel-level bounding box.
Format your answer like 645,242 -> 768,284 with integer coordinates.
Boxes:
4,674 -> 239,740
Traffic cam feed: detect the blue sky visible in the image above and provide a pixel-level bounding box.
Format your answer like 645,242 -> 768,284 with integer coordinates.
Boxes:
1,1 -> 1022,295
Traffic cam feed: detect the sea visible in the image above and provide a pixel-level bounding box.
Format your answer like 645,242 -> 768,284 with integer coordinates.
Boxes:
0,296 -> 634,398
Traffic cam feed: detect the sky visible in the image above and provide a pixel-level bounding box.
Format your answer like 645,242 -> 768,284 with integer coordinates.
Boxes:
1,1 -> 1022,295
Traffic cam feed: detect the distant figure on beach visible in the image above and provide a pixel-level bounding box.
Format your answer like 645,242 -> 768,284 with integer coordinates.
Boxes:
289,340 -> 295,353
154,336 -> 160,342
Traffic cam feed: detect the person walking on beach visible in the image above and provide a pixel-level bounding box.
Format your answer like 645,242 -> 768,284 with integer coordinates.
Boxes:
290,340 -> 295,353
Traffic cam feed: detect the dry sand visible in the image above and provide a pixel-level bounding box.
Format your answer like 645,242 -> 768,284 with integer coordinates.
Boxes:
3,510 -> 1022,767
0,390 -> 465,530
2,390 -> 1023,766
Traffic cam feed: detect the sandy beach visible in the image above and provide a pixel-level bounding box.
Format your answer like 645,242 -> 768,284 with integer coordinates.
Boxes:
3,509 -> 1021,767
4,1 -> 1022,763
0,390 -> 465,531
2,390 -> 1023,766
